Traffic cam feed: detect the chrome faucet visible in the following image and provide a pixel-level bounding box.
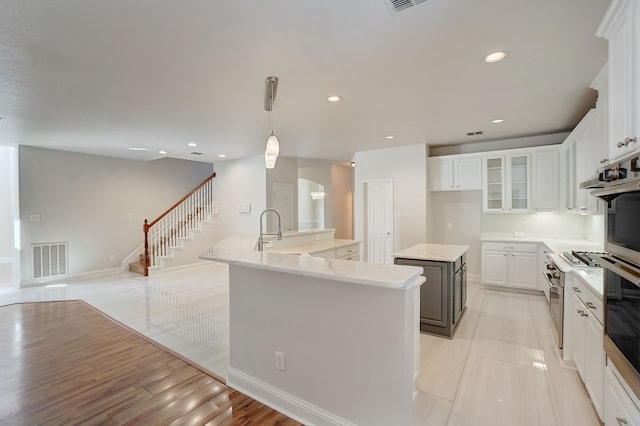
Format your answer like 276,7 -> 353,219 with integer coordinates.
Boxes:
258,208 -> 282,251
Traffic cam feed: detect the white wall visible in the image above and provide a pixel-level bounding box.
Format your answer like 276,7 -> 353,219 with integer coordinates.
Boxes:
19,146 -> 213,283
266,156 -> 298,231
0,147 -> 13,259
212,155 -> 266,240
429,191 -> 483,276
354,144 -> 427,256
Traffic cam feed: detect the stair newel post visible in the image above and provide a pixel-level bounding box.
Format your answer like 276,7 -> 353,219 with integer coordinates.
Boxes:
143,219 -> 150,277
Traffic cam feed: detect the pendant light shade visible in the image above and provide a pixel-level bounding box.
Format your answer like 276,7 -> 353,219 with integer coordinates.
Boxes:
266,131 -> 279,156
264,76 -> 280,168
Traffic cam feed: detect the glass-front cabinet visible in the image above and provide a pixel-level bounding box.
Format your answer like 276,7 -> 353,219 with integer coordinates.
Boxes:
483,154 -> 531,212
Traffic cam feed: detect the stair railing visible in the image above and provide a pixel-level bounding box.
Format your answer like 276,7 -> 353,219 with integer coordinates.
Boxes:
143,172 -> 216,276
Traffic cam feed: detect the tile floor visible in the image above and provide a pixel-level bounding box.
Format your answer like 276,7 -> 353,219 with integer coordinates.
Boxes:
0,263 -> 601,426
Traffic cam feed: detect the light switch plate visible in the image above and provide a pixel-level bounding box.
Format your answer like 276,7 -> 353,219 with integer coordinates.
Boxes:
238,203 -> 251,213
513,231 -> 525,237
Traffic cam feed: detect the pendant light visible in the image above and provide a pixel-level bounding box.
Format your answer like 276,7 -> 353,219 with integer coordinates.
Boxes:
264,76 -> 279,168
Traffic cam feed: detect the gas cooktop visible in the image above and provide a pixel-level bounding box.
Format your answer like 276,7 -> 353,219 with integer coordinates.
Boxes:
561,251 -> 605,268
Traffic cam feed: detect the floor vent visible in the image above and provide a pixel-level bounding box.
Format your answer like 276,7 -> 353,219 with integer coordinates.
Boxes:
384,0 -> 429,14
32,242 -> 68,279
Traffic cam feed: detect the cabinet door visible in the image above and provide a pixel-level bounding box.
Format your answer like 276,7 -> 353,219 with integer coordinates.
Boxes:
456,157 -> 482,190
533,150 -> 559,211
453,266 -> 463,325
509,251 -> 537,290
481,250 -> 508,285
461,264 -> 467,308
419,264 -> 447,328
429,158 -> 453,190
508,154 -> 530,212
484,157 -> 505,211
600,0 -> 639,161
572,293 -> 587,378
605,365 -> 640,426
565,141 -> 577,211
585,313 -> 605,420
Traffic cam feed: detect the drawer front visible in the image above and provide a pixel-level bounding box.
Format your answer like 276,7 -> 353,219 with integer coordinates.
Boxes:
483,242 -> 538,253
336,244 -> 359,258
572,278 -> 604,324
314,249 -> 336,259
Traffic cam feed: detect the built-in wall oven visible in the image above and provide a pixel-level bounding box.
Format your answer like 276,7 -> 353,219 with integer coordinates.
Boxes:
592,153 -> 640,400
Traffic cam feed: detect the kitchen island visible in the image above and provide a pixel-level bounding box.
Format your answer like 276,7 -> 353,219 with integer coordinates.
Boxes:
393,243 -> 469,338
200,238 -> 424,426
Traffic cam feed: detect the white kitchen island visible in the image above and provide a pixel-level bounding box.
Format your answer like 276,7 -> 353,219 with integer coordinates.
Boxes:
200,241 -> 425,426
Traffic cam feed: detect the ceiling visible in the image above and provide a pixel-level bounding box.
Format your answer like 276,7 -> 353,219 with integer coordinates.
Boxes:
0,0 -> 610,164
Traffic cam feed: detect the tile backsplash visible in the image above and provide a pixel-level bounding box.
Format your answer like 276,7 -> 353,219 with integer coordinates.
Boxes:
482,213 -> 603,241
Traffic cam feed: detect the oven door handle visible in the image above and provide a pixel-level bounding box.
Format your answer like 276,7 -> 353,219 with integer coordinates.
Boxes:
543,271 -> 555,287
592,254 -> 640,286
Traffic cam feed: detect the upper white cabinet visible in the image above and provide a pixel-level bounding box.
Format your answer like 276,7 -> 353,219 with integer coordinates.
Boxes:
562,109 -> 601,214
591,64 -> 610,167
483,154 -> 531,212
597,0 -> 640,161
532,149 -> 560,211
429,155 -> 482,191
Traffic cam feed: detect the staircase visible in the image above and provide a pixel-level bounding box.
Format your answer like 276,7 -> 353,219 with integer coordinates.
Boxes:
128,173 -> 217,276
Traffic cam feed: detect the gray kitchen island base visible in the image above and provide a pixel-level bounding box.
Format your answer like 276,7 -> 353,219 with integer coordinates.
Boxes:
395,252 -> 467,338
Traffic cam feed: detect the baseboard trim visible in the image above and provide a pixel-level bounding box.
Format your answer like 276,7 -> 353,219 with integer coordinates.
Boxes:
227,367 -> 356,426
20,267 -> 123,288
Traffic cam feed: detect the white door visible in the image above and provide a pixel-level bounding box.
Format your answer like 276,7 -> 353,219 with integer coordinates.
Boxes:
272,183 -> 294,232
362,178 -> 393,264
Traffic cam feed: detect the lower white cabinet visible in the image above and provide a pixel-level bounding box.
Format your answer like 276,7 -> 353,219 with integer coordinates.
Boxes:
569,276 -> 605,421
313,243 -> 360,260
481,242 -> 538,290
605,364 -> 640,426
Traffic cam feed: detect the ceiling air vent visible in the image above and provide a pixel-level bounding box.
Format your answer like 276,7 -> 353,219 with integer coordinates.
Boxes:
190,152 -> 204,155
466,131 -> 484,136
384,0 -> 429,14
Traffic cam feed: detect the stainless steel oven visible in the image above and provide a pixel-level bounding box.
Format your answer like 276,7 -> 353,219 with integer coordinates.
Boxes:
593,153 -> 640,399
543,256 -> 564,349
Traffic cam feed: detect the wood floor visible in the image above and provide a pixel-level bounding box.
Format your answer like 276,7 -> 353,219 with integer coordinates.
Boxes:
0,301 -> 301,426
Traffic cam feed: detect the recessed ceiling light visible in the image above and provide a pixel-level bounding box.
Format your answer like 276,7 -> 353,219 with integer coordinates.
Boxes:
385,135 -> 395,140
188,142 -> 198,147
159,150 -> 168,154
491,118 -> 505,124
328,96 -> 342,103
218,154 -> 226,158
484,50 -> 508,63
128,147 -> 148,151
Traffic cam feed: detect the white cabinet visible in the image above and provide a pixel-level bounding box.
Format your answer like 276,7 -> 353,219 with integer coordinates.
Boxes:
597,0 -> 640,162
562,109 -> 601,214
429,155 -> 482,191
532,149 -> 560,211
483,154 -> 531,212
591,64 -> 611,168
313,243 -> 360,260
568,276 -> 605,421
481,242 -> 538,290
605,365 -> 640,426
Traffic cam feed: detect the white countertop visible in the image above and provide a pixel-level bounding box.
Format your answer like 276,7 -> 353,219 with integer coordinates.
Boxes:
200,237 -> 425,290
480,235 -> 604,254
392,243 -> 469,262
266,239 -> 359,255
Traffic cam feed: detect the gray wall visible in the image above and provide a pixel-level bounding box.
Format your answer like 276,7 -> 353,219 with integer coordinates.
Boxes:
19,146 -> 213,282
0,147 -> 13,259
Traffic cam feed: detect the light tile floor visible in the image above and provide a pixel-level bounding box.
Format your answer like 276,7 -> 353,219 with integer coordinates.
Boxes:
0,264 -> 601,425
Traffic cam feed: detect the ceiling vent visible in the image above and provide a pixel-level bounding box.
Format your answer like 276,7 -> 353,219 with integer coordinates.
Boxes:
384,0 -> 429,14
466,131 -> 484,136
190,151 -> 204,155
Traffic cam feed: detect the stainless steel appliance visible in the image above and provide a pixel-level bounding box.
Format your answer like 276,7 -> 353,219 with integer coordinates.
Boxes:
592,153 -> 640,400
543,251 -> 603,350
543,256 -> 564,349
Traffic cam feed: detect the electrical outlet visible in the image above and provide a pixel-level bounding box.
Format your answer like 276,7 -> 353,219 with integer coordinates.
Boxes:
315,234 -> 322,241
447,222 -> 453,230
275,351 -> 286,371
110,255 -> 116,263
514,231 -> 525,237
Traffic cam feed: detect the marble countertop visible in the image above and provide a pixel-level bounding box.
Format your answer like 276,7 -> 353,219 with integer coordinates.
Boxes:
480,235 -> 604,254
392,243 -> 469,262
265,239 -> 359,255
200,237 -> 425,290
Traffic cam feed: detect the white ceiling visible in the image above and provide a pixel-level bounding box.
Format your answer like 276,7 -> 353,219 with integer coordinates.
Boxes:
0,0 -> 610,164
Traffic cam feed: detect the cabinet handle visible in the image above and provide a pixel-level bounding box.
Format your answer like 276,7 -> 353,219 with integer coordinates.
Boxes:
586,301 -> 596,309
577,309 -> 584,315
617,417 -> 628,425
573,286 -> 581,293
617,141 -> 625,148
625,137 -> 637,146
600,158 -> 609,164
